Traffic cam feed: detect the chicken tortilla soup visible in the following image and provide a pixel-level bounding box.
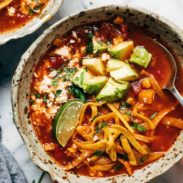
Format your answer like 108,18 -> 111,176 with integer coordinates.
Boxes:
29,16 -> 183,177
0,0 -> 48,33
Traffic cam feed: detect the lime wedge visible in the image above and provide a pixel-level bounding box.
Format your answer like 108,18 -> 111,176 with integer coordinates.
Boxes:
52,99 -> 84,147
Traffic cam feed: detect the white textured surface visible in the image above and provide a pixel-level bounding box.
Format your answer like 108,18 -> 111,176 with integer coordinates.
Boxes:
0,0 -> 183,182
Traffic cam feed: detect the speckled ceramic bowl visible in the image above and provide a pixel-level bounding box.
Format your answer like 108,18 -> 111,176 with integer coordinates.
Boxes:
11,5 -> 183,183
0,0 -> 63,45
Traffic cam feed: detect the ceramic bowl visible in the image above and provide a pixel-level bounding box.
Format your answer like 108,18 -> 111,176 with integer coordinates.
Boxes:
0,0 -> 63,45
11,5 -> 183,183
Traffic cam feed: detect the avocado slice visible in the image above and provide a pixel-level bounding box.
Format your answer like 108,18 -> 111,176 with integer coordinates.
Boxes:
130,46 -> 152,68
72,68 -> 107,94
106,59 -> 125,72
108,41 -> 134,60
82,58 -> 105,75
72,68 -> 91,88
83,76 -> 108,94
93,37 -> 108,53
96,78 -> 130,102
108,59 -> 138,81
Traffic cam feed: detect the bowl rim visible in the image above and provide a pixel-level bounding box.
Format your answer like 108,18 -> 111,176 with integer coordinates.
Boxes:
11,4 -> 183,183
0,0 -> 64,45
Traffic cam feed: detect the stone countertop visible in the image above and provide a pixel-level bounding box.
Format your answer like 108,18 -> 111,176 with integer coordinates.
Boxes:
0,0 -> 183,182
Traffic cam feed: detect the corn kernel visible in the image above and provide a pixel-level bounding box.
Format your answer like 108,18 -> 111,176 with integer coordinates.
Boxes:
126,97 -> 135,105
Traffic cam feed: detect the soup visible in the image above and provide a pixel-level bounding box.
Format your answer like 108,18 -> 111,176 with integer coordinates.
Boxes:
29,16 -> 183,177
0,0 -> 48,33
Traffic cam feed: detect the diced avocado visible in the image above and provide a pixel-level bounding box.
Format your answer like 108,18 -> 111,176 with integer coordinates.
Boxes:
72,68 -> 91,88
108,60 -> 138,81
96,78 -> 130,102
72,68 -> 107,95
83,76 -> 108,94
93,37 -> 108,53
130,46 -> 152,68
108,41 -> 134,60
106,59 -> 125,72
82,58 -> 105,75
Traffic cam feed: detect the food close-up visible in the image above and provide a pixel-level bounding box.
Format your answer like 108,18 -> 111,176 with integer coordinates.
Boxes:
1,1 -> 183,183
29,16 -> 183,177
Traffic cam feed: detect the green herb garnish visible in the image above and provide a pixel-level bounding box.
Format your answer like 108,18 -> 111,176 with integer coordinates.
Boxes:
95,122 -> 107,133
93,150 -> 104,156
34,93 -> 41,99
119,153 -> 129,161
139,156 -> 148,164
113,164 -> 122,171
150,112 -> 158,119
86,32 -> 93,54
64,67 -> 77,74
55,90 -> 62,97
132,123 -> 146,133
51,80 -> 58,87
69,85 -> 87,102
43,94 -> 47,103
125,110 -> 131,116
120,102 -> 131,110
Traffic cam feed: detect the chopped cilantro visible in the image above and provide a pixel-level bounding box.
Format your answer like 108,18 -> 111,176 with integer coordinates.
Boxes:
93,150 -> 104,156
86,32 -> 93,54
113,164 -> 122,171
95,122 -> 107,133
64,67 -> 77,74
120,102 -> 131,110
139,156 -> 148,164
132,122 -> 146,133
125,110 -> 131,116
83,67 -> 88,72
119,153 -> 128,161
150,112 -> 158,119
51,80 -> 58,87
34,93 -> 41,99
55,90 -> 62,97
43,94 -> 47,103
69,85 -> 87,102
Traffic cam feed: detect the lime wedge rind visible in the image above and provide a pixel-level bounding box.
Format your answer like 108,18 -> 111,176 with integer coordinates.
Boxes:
52,99 -> 84,147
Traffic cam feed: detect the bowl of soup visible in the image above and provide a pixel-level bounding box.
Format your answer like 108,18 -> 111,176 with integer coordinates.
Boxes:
0,0 -> 63,45
11,5 -> 183,183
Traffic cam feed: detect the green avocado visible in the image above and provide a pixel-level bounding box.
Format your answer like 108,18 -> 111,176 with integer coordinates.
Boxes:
129,46 -> 152,68
83,76 -> 108,94
108,59 -> 138,81
106,59 -> 125,72
96,78 -> 130,102
82,58 -> 105,75
72,68 -> 91,88
108,41 -> 134,60
72,68 -> 107,94
93,37 -> 108,53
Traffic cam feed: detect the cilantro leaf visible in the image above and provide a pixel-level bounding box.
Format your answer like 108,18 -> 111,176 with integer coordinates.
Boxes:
93,150 -> 104,156
132,122 -> 146,133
